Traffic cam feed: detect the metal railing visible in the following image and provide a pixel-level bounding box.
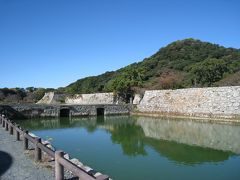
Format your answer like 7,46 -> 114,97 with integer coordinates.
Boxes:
0,115 -> 109,180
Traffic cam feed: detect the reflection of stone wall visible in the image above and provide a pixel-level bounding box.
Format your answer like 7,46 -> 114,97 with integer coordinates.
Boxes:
65,93 -> 114,104
137,86 -> 240,118
136,116 -> 240,154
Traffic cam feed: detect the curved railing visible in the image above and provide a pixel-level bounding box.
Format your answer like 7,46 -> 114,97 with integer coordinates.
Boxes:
0,115 -> 110,180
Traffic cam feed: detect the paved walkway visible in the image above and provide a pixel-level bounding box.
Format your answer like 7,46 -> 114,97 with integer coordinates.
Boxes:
0,126 -> 54,180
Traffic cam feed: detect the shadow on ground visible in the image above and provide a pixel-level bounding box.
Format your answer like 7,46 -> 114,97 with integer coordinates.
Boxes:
0,151 -> 13,176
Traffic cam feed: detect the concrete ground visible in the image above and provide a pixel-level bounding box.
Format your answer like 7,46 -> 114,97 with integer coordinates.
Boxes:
0,126 -> 54,180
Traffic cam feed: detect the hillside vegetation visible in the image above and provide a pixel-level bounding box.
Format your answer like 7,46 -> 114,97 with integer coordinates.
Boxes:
0,87 -> 54,104
1,38 -> 240,103
64,38 -> 240,95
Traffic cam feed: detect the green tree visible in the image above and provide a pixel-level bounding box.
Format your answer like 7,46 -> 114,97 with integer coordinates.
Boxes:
33,88 -> 46,101
190,58 -> 228,86
26,87 -> 36,92
104,66 -> 145,102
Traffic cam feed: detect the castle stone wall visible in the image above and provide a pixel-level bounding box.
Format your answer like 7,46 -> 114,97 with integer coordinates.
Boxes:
137,86 -> 240,118
65,93 -> 115,104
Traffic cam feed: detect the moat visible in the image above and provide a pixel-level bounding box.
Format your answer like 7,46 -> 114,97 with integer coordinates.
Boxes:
16,116 -> 240,180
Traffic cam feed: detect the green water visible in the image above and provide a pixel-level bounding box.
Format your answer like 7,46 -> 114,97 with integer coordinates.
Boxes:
17,116 -> 240,180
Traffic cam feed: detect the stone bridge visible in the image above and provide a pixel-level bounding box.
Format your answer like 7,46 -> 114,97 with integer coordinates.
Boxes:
0,104 -> 131,119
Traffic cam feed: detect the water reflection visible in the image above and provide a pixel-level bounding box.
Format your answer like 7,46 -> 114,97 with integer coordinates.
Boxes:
136,117 -> 240,154
110,124 -> 146,156
17,115 -> 240,165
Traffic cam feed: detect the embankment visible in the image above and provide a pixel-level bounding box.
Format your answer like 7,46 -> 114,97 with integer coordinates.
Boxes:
136,86 -> 240,119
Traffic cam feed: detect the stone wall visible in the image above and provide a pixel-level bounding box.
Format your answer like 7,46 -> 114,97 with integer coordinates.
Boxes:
36,92 -> 66,104
11,104 -> 60,118
36,92 -> 54,104
137,86 -> 240,118
37,92 -> 115,105
65,93 -> 115,104
8,104 -> 130,118
69,104 -> 130,116
133,94 -> 142,105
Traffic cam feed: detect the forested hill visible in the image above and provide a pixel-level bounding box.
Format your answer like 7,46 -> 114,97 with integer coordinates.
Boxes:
1,38 -> 240,103
64,38 -> 240,94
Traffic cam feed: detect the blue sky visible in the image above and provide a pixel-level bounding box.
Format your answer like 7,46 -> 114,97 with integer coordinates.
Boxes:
0,0 -> 239,88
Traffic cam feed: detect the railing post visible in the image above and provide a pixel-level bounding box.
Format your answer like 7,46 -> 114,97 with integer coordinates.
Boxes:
10,124 -> 14,135
2,119 -> 5,127
24,130 -> 29,150
16,126 -> 20,141
5,121 -> 8,131
35,137 -> 42,162
55,150 -> 64,180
